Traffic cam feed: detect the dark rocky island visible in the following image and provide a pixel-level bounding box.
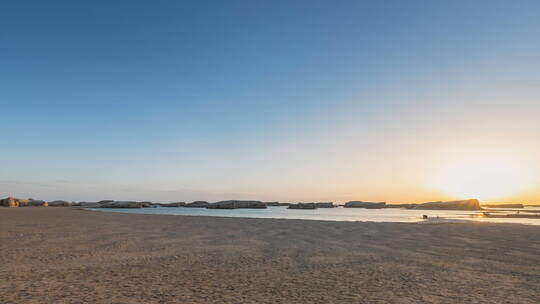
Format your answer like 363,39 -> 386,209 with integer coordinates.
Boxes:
206,200 -> 267,209
288,203 -> 317,209
344,201 -> 387,209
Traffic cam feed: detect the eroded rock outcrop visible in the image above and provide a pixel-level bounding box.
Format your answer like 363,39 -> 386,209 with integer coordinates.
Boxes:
207,200 -> 267,209
28,200 -> 48,207
344,201 -> 386,209
1,197 -> 48,207
100,201 -> 143,208
413,199 -> 480,210
185,201 -> 210,208
161,202 -> 186,207
49,200 -> 72,207
0,197 -> 19,207
140,201 -> 153,208
315,202 -> 335,208
385,204 -> 417,209
77,202 -> 101,208
288,203 -> 316,209
482,204 -> 524,208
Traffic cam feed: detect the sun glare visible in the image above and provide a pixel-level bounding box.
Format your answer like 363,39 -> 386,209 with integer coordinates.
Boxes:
432,152 -> 531,201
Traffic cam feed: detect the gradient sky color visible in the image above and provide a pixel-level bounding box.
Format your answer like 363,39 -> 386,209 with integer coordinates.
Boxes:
1,0 -> 539,203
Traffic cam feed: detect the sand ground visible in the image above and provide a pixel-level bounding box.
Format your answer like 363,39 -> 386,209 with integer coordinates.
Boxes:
1,207 -> 539,304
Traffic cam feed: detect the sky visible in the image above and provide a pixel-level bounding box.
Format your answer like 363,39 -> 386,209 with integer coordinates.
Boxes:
1,0 -> 539,204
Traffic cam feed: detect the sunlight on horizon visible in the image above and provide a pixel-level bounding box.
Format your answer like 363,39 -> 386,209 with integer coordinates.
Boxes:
431,151 -> 533,202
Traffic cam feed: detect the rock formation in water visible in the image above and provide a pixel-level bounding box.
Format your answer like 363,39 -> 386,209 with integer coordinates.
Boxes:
482,204 -> 524,208
288,203 -> 316,209
48,200 -> 72,207
207,200 -> 267,209
315,202 -> 335,208
185,201 -> 210,208
161,202 -> 186,207
100,201 -> 144,208
140,201 -> 153,208
77,202 -> 102,208
344,201 -> 387,209
385,204 -> 417,209
264,202 -> 280,206
413,199 -> 480,210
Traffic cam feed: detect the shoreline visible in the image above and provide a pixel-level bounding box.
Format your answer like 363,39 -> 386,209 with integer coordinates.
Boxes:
85,210 -> 468,226
83,206 -> 540,225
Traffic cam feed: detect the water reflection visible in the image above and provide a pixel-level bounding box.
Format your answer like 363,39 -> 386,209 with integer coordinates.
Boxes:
88,206 -> 540,225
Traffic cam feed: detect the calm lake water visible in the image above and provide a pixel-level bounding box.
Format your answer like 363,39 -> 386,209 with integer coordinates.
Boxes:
89,206 -> 540,225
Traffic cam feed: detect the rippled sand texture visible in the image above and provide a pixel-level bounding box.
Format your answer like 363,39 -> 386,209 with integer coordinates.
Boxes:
1,208 -> 539,303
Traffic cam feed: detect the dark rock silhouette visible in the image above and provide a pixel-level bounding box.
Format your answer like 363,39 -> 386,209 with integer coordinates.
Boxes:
185,201 -> 210,208
288,203 -> 316,209
207,200 -> 267,209
161,202 -> 186,207
140,201 -> 153,208
482,204 -> 524,208
100,201 -> 144,208
413,199 -> 480,210
385,204 -> 417,209
49,200 -> 72,207
315,202 -> 335,208
77,202 -> 101,208
344,201 -> 386,209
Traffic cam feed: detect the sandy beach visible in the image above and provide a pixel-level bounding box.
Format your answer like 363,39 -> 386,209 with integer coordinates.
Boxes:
1,208 -> 539,304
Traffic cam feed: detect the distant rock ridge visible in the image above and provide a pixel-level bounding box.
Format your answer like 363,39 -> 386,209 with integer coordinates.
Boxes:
482,204 -> 524,208
288,203 -> 317,209
72,200 -> 152,208
207,200 -> 267,209
344,201 -> 387,209
100,201 -> 144,208
185,201 -> 210,208
1,196 -> 484,211
413,199 -> 480,210
160,202 -> 186,207
75,202 -> 101,207
49,200 -> 72,207
385,204 -> 417,209
315,202 -> 335,208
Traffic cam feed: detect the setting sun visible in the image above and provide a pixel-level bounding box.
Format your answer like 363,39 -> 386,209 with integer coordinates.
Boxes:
432,152 -> 531,201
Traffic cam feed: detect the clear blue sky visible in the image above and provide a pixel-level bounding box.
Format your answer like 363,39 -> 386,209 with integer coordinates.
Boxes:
1,0 -> 539,203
